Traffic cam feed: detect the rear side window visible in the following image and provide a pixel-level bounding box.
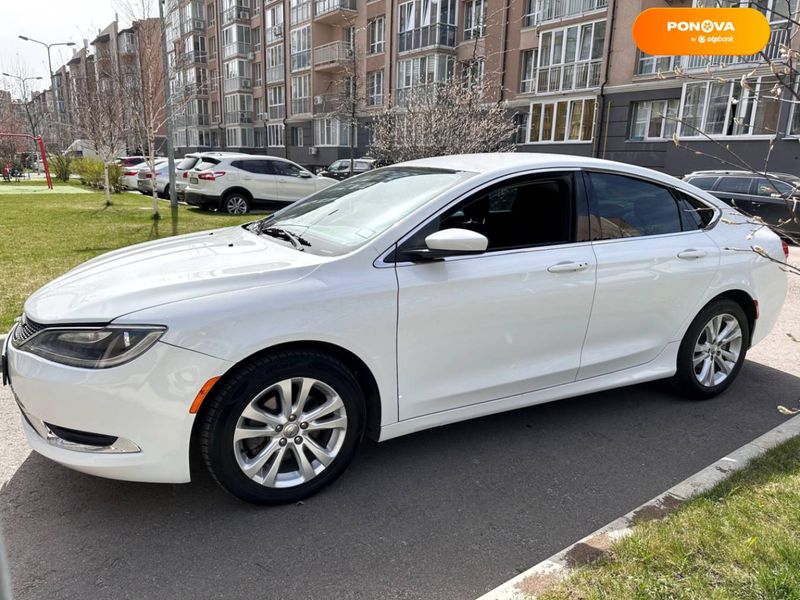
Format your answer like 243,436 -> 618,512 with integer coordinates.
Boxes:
716,177 -> 752,194
588,172 -> 682,239
675,191 -> 715,230
232,159 -> 271,174
686,176 -> 717,190
195,158 -> 220,171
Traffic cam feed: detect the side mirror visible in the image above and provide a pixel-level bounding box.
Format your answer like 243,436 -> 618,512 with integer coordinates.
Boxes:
401,228 -> 489,261
299,171 -> 313,178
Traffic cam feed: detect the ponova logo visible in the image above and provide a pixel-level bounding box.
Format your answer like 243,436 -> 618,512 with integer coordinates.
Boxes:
666,20 -> 736,33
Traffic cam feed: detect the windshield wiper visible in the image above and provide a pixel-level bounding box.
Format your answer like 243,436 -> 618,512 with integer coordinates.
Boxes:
261,226 -> 311,250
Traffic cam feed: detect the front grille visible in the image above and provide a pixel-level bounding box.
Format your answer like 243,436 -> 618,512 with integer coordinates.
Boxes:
11,316 -> 46,346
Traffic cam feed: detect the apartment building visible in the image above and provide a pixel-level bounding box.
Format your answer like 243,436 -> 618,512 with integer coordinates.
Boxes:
164,0 -> 800,175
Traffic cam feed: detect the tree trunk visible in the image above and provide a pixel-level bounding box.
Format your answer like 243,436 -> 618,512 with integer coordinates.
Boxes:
103,161 -> 112,207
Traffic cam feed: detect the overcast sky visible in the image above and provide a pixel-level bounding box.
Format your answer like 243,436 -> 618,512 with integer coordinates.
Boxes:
0,0 -> 122,96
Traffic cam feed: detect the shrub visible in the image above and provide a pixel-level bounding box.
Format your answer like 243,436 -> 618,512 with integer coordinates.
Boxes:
48,154 -> 73,182
72,157 -> 123,192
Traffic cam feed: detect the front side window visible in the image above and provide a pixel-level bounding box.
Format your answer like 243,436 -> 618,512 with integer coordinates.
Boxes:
271,160 -> 303,177
753,177 -> 796,197
588,172 -> 684,239
256,167 -> 475,256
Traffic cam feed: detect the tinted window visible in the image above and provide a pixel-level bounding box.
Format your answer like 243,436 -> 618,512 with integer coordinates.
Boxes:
195,158 -> 220,171
405,173 -> 574,252
676,191 -> 715,230
177,156 -> 199,170
233,159 -> 271,174
753,178 -> 795,197
272,161 -> 303,177
589,172 -> 682,239
716,177 -> 752,194
686,176 -> 718,190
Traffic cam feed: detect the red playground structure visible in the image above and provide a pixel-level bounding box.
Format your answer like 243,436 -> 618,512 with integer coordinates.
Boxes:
0,133 -> 53,189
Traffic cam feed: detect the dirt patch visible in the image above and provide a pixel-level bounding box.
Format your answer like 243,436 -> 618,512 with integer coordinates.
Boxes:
563,532 -> 615,568
631,494 -> 684,525
515,572 -> 561,596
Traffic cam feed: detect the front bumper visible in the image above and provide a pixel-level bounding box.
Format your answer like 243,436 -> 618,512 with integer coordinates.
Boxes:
3,335 -> 232,483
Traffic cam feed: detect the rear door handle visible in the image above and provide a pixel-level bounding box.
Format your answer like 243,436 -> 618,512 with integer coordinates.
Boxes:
677,249 -> 707,260
547,261 -> 590,273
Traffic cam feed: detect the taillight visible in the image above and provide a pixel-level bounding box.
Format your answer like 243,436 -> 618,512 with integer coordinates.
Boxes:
182,171 -> 188,178
124,170 -> 137,176
198,171 -> 225,181
783,240 -> 789,260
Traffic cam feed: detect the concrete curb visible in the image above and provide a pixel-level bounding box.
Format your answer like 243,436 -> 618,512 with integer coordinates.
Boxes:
477,413 -> 800,600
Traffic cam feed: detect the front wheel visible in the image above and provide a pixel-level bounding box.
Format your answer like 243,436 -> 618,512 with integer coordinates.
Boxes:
199,351 -> 365,504
673,299 -> 750,400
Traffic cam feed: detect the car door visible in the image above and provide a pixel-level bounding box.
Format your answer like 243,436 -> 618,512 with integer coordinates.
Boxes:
577,171 -> 721,380
749,177 -> 798,232
271,160 -> 317,202
235,159 -> 277,204
394,171 -> 597,420
710,176 -> 756,212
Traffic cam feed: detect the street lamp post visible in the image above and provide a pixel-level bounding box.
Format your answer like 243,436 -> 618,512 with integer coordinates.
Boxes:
19,36 -> 75,146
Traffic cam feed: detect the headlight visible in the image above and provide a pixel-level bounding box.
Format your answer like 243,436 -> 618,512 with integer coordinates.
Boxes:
18,326 -> 166,369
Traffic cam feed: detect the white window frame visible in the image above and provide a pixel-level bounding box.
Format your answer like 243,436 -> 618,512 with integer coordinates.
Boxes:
368,16 -> 386,54
463,0 -> 486,40
534,19 -> 605,94
527,0 -> 608,27
636,52 -> 678,76
291,73 -> 311,114
527,96 -> 596,144
314,116 -> 351,146
290,25 -> 311,72
266,123 -> 285,147
367,70 -> 384,106
629,99 -> 680,141
520,49 -> 537,93
676,78 -> 780,139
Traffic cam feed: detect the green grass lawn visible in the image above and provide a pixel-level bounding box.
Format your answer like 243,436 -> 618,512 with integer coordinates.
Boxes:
537,435 -> 800,599
0,185 -> 253,331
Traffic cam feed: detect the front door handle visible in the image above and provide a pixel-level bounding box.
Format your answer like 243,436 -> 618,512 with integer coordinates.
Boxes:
677,249 -> 707,260
547,261 -> 590,273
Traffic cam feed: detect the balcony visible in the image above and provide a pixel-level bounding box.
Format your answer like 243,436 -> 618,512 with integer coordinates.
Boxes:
183,51 -> 208,66
183,81 -> 209,96
290,50 -> 312,72
682,26 -> 789,71
181,18 -> 206,34
313,41 -> 352,70
223,41 -> 251,59
224,110 -> 254,124
119,33 -> 137,54
526,0 -> 607,27
224,76 -> 253,93
268,104 -> 286,120
535,59 -> 602,94
222,5 -> 250,25
186,114 -> 211,126
312,92 -> 346,114
398,24 -> 456,53
314,0 -> 357,25
291,98 -> 311,114
266,64 -> 285,83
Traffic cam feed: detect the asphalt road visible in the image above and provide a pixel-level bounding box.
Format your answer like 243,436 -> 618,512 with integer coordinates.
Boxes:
1,254 -> 798,600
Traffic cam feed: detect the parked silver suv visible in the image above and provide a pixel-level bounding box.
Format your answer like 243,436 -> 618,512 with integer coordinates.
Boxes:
184,154 -> 337,214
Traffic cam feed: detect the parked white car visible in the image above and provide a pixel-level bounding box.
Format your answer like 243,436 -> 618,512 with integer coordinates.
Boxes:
184,153 -> 337,213
2,154 -> 788,504
119,158 -> 166,191
175,152 -> 243,200
136,161 -> 172,198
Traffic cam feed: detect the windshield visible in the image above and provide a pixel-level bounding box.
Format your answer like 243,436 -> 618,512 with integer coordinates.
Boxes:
254,167 -> 474,256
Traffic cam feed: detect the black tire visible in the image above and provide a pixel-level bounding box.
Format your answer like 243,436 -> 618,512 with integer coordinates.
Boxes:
160,185 -> 170,200
199,350 -> 365,504
673,298 -> 750,400
222,191 -> 251,215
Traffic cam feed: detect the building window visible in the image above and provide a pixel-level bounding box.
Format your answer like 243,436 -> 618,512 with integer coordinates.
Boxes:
520,49 -> 537,93
528,97 -> 596,143
464,0 -> 486,39
291,126 -> 304,146
266,44 -> 284,82
268,85 -> 286,119
253,62 -> 262,86
290,0 -> 311,24
523,0 -> 536,27
368,17 -> 385,54
315,117 -> 351,146
396,53 -> 455,105
398,2 -> 415,32
254,127 -> 265,147
291,73 -> 311,114
629,99 -> 679,140
253,0 -> 261,14
265,4 -> 284,42
226,126 -> 255,147
267,123 -> 285,146
367,70 -> 384,106
678,78 -> 780,138
637,52 -> 677,76
463,58 -> 484,88
526,0 -> 608,27
513,111 -> 529,144
253,26 -> 261,51
535,20 -> 605,94
254,96 -> 263,118
290,25 -> 311,71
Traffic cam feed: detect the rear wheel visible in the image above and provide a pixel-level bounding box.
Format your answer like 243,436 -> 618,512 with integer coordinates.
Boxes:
222,192 -> 250,215
199,351 -> 365,504
674,299 -> 749,399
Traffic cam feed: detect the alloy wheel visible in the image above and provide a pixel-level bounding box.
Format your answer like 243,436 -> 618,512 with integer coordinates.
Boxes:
692,313 -> 743,388
233,378 -> 348,488
226,196 -> 249,214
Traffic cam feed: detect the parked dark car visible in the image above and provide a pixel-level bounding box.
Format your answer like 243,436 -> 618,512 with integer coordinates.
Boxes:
683,170 -> 800,238
318,158 -> 377,180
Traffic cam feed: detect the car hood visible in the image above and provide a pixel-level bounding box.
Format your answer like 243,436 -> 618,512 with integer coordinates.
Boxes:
24,226 -> 327,324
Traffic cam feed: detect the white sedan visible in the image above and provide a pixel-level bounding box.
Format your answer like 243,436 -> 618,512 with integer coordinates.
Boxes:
2,154 -> 787,504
